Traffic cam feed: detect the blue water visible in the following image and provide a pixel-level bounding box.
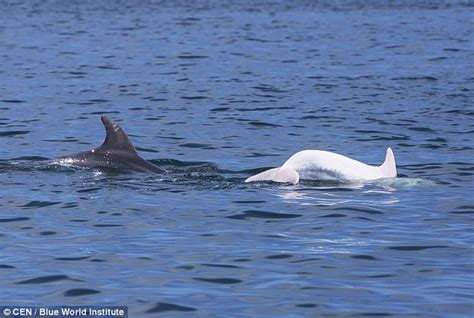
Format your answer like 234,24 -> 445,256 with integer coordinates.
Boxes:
1,1 -> 473,317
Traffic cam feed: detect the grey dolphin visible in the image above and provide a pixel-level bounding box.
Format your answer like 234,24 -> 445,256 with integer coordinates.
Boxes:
55,116 -> 164,173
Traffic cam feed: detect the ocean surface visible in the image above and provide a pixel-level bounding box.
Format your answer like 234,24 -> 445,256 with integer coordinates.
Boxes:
1,1 -> 473,317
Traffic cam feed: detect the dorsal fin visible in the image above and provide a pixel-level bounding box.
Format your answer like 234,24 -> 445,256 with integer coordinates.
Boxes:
98,116 -> 137,154
379,147 -> 397,177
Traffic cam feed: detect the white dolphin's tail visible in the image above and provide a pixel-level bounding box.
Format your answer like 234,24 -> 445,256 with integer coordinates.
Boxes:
245,166 -> 300,184
379,147 -> 397,177
245,167 -> 280,183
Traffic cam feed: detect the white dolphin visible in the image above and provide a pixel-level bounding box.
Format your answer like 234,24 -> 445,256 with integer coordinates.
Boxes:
245,148 -> 397,185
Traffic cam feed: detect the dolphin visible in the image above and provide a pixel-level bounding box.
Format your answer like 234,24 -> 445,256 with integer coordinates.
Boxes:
54,116 -> 164,173
245,148 -> 397,185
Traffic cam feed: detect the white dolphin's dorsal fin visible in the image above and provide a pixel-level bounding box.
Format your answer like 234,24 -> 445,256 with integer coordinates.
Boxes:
273,166 -> 299,184
379,147 -> 397,177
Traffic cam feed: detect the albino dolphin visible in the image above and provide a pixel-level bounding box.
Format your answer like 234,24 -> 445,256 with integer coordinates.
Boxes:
245,148 -> 397,185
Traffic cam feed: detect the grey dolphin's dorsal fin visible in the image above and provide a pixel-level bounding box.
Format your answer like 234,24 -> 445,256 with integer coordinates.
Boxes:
98,116 -> 137,154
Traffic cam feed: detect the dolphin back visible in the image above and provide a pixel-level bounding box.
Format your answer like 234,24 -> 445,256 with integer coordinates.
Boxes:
55,116 -> 165,173
246,148 -> 398,184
